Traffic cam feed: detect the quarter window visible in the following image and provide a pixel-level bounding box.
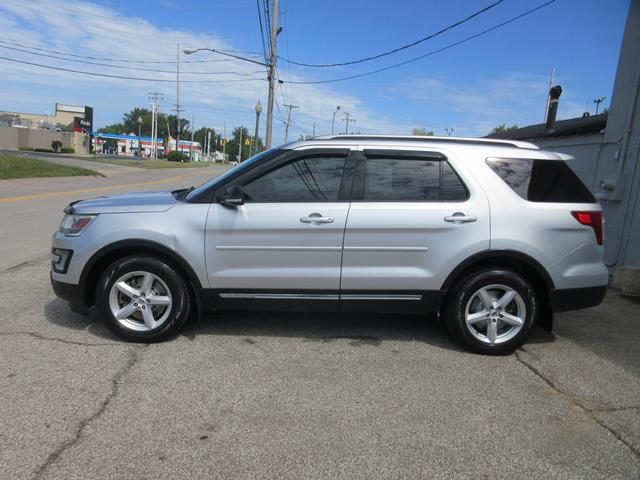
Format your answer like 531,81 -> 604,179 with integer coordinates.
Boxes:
486,158 -> 595,203
243,155 -> 346,202
363,157 -> 468,201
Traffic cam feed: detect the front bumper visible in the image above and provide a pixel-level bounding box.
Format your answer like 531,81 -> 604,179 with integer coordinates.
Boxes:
549,285 -> 608,312
51,274 -> 86,307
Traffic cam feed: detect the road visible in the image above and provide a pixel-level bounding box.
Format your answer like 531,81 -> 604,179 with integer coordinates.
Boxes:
0,156 -> 639,479
0,158 -> 227,271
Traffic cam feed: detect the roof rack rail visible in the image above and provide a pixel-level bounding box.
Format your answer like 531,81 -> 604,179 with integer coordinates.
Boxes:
310,134 -> 539,150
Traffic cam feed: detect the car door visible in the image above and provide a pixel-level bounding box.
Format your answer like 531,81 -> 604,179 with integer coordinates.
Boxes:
340,148 -> 490,312
204,147 -> 355,309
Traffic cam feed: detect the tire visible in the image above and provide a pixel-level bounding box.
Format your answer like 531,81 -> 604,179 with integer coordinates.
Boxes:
444,269 -> 538,355
96,255 -> 192,342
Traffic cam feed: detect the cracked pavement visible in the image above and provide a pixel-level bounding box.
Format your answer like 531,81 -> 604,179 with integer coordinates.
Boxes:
1,260 -> 639,479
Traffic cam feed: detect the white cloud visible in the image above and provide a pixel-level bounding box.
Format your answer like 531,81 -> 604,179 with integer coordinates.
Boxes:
0,0 -> 421,143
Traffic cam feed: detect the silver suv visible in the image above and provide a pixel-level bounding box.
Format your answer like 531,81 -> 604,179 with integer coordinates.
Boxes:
51,135 -> 608,354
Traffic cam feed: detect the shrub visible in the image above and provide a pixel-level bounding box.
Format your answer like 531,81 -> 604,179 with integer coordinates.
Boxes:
34,148 -> 54,153
19,147 -> 34,151
167,151 -> 189,162
60,147 -> 75,154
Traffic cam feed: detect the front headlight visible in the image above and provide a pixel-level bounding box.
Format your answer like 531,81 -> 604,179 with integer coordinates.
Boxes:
59,214 -> 97,236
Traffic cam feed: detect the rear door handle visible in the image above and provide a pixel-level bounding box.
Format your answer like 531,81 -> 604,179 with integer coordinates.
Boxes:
300,213 -> 334,224
444,212 -> 477,224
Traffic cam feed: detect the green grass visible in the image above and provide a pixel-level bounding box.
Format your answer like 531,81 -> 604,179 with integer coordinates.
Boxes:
0,153 -> 102,179
85,156 -> 217,170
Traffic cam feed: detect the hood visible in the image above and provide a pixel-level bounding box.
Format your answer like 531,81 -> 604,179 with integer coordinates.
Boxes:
69,190 -> 178,214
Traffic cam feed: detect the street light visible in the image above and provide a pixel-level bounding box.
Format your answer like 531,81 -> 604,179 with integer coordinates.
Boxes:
331,106 -> 341,135
253,100 -> 263,157
136,116 -> 143,158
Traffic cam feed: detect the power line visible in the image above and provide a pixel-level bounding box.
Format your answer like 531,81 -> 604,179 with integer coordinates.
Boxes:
283,0 -> 556,85
278,0 -> 504,68
0,39 -> 250,64
256,0 -> 270,67
0,44 -> 264,75
0,55 -> 267,83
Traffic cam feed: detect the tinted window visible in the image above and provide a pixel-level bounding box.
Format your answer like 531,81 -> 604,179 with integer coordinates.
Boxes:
364,157 -> 468,201
243,155 -> 346,202
486,158 -> 595,203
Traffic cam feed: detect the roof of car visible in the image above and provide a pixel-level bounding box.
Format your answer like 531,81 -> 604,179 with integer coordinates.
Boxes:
287,134 -> 540,150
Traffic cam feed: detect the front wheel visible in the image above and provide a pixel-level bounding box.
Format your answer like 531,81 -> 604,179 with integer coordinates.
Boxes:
96,256 -> 191,342
444,269 -> 538,355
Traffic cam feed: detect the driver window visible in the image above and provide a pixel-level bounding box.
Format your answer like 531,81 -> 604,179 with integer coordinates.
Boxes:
243,155 -> 346,202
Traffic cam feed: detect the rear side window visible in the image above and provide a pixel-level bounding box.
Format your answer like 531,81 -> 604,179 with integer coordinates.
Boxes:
486,158 -> 595,203
363,156 -> 468,202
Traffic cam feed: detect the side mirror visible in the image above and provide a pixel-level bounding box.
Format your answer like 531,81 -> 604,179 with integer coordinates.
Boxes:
222,184 -> 245,206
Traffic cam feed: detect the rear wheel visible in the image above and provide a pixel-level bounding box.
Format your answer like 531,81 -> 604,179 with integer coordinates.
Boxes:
444,269 -> 537,355
96,256 -> 191,342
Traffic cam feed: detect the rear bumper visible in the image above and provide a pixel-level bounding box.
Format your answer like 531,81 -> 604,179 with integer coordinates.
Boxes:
51,273 -> 86,306
549,285 -> 607,312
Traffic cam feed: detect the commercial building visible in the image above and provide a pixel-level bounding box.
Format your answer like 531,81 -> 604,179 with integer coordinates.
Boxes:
95,133 -> 164,157
0,103 -> 93,153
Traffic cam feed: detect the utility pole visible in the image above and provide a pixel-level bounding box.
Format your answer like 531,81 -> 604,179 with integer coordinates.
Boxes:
238,127 -> 243,163
593,96 -> 607,115
173,43 -> 185,155
312,121 -> 316,137
222,121 -> 227,162
190,115 -> 195,162
342,112 -> 355,134
265,0 -> 280,149
148,92 -> 163,159
283,103 -> 299,142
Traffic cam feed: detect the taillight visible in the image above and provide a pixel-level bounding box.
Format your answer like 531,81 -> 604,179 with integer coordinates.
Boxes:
571,211 -> 604,245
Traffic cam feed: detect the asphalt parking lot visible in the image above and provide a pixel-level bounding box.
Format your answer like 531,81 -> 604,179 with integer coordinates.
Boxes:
1,258 -> 639,479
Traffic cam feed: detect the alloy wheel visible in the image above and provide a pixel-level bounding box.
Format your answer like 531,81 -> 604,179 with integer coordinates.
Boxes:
464,284 -> 526,345
108,270 -> 173,332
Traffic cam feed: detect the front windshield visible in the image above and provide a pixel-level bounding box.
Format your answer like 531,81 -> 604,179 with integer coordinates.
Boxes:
185,148 -> 282,201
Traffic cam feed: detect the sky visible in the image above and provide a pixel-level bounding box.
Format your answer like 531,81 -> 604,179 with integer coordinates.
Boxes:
0,0 -> 630,144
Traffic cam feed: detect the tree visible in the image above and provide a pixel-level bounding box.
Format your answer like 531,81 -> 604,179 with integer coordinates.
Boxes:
412,128 -> 434,136
489,124 -> 519,135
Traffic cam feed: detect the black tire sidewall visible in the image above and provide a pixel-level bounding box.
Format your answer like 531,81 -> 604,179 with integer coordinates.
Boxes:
97,256 -> 190,342
446,269 -> 537,355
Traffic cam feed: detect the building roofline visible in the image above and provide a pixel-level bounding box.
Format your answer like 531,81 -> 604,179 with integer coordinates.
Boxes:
487,112 -> 608,141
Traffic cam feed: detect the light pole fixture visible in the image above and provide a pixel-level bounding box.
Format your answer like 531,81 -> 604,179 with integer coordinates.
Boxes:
253,100 -> 263,157
136,116 -> 143,157
445,127 -> 454,137
331,106 -> 341,135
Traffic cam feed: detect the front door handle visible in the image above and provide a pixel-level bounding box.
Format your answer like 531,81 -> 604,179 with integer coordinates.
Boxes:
300,213 -> 334,224
444,212 -> 477,224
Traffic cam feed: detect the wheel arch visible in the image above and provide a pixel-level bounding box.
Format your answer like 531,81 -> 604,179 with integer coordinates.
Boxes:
440,250 -> 555,330
80,239 -> 203,308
